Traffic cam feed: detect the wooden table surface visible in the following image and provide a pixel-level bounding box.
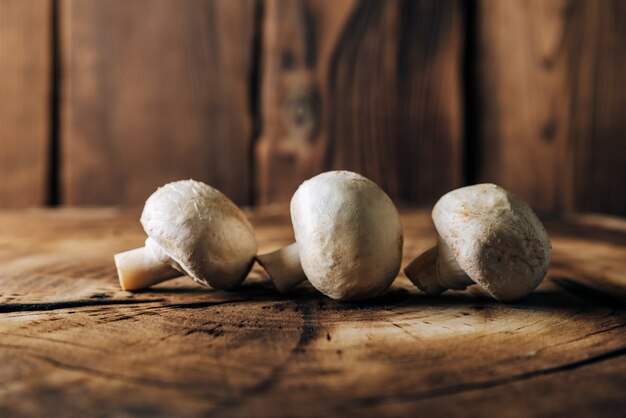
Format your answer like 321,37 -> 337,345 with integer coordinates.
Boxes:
0,208 -> 625,418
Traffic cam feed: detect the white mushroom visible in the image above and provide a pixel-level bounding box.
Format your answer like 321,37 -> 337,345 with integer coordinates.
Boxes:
114,180 -> 257,291
404,183 -> 551,301
256,171 -> 403,301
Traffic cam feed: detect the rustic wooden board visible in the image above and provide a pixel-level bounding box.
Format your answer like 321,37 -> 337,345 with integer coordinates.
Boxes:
255,0 -> 463,204
0,0 -> 51,208
60,0 -> 255,206
0,208 -> 624,417
476,0 -> 626,216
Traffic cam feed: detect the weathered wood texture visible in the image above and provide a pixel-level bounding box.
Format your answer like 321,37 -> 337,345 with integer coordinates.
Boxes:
0,208 -> 624,417
0,0 -> 51,207
1,0 -> 625,215
255,0 -> 463,204
61,0 -> 255,205
476,0 -> 626,215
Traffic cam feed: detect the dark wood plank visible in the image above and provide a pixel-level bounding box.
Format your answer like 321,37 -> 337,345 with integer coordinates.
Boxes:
0,208 -> 624,417
476,0 -> 626,215
255,0 -> 463,205
0,0 -> 51,207
568,0 -> 626,216
61,0 -> 255,206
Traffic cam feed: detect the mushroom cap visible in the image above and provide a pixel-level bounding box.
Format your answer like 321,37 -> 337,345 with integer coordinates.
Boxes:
140,180 -> 257,289
432,183 -> 551,301
291,171 -> 403,301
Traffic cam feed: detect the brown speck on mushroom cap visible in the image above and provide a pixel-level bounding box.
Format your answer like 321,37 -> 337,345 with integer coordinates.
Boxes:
433,183 -> 551,301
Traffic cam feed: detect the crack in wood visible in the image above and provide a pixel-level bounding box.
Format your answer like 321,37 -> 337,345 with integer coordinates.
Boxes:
355,345 -> 626,406
183,325 -> 224,337
388,320 -> 424,342
212,300 -> 319,415
552,277 -> 625,306
0,298 -> 164,314
2,341 -> 203,391
0,332 -> 109,352
158,299 -> 251,310
30,353 -> 201,391
584,322 -> 626,337
533,323 -> 626,357
249,300 -> 317,394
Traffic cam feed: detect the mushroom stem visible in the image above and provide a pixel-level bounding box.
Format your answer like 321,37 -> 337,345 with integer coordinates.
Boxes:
114,247 -> 181,291
404,238 -> 474,295
256,242 -> 307,293
436,238 -> 474,290
404,245 -> 446,294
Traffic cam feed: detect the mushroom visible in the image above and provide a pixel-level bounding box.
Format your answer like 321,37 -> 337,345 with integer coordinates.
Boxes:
114,180 -> 257,291
404,183 -> 551,301
256,171 -> 403,301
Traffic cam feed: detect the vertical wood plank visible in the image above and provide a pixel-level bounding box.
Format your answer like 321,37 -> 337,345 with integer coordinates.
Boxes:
477,0 -> 626,215
0,0 -> 51,207
255,0 -> 463,205
569,0 -> 626,215
61,0 -> 255,206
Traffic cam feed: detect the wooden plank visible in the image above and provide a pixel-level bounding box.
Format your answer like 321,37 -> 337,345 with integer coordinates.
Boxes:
0,0 -> 51,207
61,0 -> 255,206
255,0 -> 463,205
569,1 -> 626,216
476,0 -> 626,215
0,208 -> 624,417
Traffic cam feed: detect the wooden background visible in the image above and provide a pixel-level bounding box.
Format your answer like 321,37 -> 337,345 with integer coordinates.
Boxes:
0,0 -> 624,215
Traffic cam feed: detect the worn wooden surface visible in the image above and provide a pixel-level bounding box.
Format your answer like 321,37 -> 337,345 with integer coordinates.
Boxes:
476,0 -> 626,215
61,0 -> 255,205
256,0 -> 463,204
0,0 -> 51,207
0,208 -> 624,417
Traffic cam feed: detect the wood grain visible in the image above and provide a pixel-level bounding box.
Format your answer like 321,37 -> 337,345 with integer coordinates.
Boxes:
0,208 -> 624,417
0,0 -> 51,207
61,0 -> 256,206
255,0 -> 463,204
476,0 -> 626,215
